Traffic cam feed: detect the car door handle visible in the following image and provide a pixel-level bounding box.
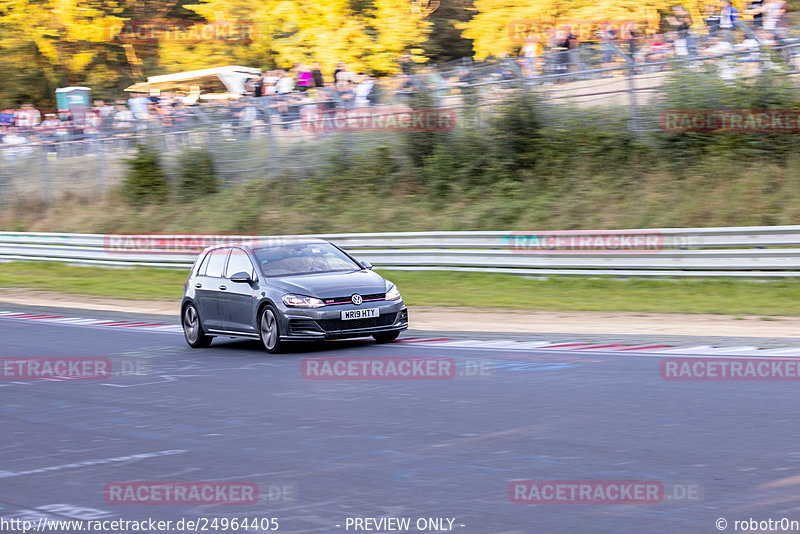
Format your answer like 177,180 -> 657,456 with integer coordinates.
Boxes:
195,283 -> 202,288
219,285 -> 227,291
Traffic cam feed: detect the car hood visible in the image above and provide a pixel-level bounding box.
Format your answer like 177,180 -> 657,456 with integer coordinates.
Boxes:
268,269 -> 387,298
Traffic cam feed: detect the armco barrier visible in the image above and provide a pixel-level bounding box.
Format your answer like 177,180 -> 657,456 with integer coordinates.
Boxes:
1,226 -> 800,277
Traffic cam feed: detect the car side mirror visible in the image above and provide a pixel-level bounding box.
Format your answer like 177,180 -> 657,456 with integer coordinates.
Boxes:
360,260 -> 373,270
230,271 -> 253,283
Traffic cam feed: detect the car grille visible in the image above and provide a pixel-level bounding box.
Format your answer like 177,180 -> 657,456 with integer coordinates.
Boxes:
316,313 -> 397,332
323,293 -> 385,305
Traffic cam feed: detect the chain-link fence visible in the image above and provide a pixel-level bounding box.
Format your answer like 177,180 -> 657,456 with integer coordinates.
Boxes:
2,37 -> 800,207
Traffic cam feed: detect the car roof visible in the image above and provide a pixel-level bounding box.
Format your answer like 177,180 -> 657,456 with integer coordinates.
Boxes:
200,237 -> 329,255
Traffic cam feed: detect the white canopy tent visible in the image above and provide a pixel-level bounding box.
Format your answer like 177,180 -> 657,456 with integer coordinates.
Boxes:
124,65 -> 261,97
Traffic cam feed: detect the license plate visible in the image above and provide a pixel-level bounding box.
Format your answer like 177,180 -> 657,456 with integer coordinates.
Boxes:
341,308 -> 379,320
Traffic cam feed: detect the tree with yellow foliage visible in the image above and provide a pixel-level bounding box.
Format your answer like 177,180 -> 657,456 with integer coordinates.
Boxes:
460,0 -> 713,60
157,0 -> 433,76
0,0 -> 132,107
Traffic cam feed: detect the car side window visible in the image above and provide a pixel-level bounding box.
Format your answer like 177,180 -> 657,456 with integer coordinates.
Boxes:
195,251 -> 211,276
204,248 -> 230,278
226,248 -> 255,279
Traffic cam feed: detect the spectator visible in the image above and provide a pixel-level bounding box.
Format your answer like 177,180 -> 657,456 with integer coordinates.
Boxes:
393,73 -> 415,102
745,0 -> 765,28
335,63 -> 355,86
0,109 -> 14,126
336,73 -> 356,109
719,0 -> 740,42
14,104 -> 41,130
354,74 -> 378,107
398,54 -> 414,75
312,63 -> 325,88
704,3 -> 721,36
113,105 -> 135,130
127,93 -> 150,120
703,35 -> 736,79
295,63 -> 313,92
276,70 -> 295,94
520,35 -> 541,77
333,62 -> 346,83
666,6 -> 695,57
244,75 -> 262,97
93,99 -> 116,131
2,127 -> 31,160
549,29 -> 572,76
763,0 -> 786,37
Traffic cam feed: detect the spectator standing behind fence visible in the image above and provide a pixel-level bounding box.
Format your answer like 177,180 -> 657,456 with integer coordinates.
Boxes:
398,54 -> 414,75
704,3 -> 721,35
746,0 -> 764,27
312,63 -> 325,88
295,63 -> 313,92
520,35 -> 541,77
703,35 -> 736,79
763,0 -> 786,37
719,0 -> 740,42
333,63 -> 347,84
14,104 -> 41,130
276,70 -> 295,94
0,108 -> 14,127
354,74 -> 380,107
666,5 -> 695,57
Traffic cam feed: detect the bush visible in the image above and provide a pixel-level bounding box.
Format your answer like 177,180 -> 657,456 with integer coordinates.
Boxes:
657,68 -> 800,164
404,86 -> 447,167
121,144 -> 169,205
177,148 -> 219,201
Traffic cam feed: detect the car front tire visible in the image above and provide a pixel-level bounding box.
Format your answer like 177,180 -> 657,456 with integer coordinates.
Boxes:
183,303 -> 212,348
259,305 -> 284,354
373,331 -> 400,344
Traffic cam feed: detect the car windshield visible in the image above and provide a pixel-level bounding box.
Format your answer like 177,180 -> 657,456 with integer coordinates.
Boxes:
253,242 -> 361,277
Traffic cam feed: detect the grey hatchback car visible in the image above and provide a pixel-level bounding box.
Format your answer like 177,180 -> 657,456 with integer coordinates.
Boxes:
180,238 -> 408,352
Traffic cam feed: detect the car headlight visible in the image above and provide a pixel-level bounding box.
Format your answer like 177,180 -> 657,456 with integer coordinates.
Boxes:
385,282 -> 402,301
282,294 -> 325,308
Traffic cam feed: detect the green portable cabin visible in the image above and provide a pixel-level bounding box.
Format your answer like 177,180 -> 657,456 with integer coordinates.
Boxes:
55,87 -> 91,110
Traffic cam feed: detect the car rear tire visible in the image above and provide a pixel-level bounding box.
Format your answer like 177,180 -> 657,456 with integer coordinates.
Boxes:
259,305 -> 284,354
183,303 -> 212,348
373,331 -> 400,344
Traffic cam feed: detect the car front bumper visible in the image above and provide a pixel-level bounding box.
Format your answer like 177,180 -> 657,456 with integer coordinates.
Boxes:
280,300 -> 408,340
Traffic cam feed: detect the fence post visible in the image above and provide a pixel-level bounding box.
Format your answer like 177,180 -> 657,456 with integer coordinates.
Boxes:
96,139 -> 107,195
627,60 -> 639,136
266,109 -> 276,179
40,146 -> 51,206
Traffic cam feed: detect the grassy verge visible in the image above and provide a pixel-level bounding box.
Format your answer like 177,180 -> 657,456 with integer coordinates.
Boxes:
1,262 -> 799,316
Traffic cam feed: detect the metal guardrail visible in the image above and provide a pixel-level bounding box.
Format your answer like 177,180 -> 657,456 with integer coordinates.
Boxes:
2,226 -> 800,277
